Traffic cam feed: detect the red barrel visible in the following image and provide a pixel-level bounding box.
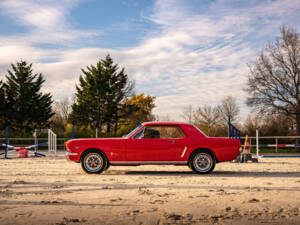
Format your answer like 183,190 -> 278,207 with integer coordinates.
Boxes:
19,150 -> 29,158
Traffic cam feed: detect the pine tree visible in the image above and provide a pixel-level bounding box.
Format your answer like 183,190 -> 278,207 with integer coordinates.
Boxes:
69,55 -> 134,134
3,61 -> 54,132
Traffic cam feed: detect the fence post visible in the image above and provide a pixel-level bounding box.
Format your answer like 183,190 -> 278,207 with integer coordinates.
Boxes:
256,129 -> 259,157
275,137 -> 278,152
249,137 -> 252,152
34,129 -> 38,152
228,123 -> 230,138
4,126 -> 8,159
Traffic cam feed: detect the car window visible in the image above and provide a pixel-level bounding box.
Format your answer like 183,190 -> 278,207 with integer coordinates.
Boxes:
133,127 -> 145,139
134,125 -> 185,139
125,124 -> 142,138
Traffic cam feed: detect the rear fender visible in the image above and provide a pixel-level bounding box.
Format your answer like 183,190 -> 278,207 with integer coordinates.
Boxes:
188,148 -> 218,163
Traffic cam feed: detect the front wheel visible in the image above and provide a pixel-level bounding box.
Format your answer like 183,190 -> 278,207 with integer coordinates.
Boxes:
189,151 -> 216,174
81,151 -> 107,174
103,163 -> 110,171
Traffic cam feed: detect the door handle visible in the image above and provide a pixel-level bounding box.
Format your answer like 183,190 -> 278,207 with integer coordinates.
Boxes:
168,140 -> 176,144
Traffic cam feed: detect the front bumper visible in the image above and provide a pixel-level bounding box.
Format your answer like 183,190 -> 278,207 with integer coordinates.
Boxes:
65,151 -> 78,156
65,151 -> 80,162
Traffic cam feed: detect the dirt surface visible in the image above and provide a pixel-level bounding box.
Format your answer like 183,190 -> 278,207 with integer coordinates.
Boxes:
0,154 -> 300,225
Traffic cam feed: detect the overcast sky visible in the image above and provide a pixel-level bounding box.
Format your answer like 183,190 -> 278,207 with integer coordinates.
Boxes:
0,0 -> 300,121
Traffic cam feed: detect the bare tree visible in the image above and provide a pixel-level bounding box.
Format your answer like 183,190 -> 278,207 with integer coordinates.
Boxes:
155,114 -> 173,121
261,114 -> 293,136
194,105 -> 220,136
217,95 -> 239,124
181,105 -> 193,123
54,98 -> 70,122
246,26 -> 300,150
51,98 -> 71,130
242,114 -> 262,136
243,113 -> 293,136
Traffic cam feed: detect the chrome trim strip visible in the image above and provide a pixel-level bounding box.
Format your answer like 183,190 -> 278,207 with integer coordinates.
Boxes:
110,161 -> 188,165
65,152 -> 78,156
181,146 -> 187,158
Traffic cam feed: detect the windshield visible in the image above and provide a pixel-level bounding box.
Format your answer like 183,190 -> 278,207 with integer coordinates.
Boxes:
124,124 -> 142,138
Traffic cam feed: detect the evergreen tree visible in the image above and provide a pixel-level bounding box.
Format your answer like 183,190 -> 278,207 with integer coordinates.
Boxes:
3,61 -> 54,132
69,55 -> 134,134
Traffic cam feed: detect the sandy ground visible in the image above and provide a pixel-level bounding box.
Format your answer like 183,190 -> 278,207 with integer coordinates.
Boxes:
0,154 -> 300,225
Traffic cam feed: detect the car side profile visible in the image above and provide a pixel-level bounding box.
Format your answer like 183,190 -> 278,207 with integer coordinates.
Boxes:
65,122 -> 240,174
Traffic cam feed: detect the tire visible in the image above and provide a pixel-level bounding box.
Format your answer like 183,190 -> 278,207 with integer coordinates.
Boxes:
81,150 -> 107,174
189,150 -> 216,174
103,163 -> 110,171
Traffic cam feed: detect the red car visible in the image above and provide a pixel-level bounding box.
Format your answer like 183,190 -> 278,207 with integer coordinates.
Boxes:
65,122 -> 240,174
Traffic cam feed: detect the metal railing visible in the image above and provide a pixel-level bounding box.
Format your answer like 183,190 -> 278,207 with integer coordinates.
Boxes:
239,135 -> 300,153
1,136 -> 300,152
0,137 -> 70,151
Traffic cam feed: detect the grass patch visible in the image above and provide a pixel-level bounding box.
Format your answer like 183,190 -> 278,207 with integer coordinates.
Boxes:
250,148 -> 300,154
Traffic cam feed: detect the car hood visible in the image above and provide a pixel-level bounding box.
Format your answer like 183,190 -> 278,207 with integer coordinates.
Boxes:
65,137 -> 125,150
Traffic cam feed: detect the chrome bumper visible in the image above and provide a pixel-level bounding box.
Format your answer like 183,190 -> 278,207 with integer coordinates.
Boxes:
65,151 -> 78,156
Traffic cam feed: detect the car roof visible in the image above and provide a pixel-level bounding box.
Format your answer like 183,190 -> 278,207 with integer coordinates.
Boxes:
142,121 -> 191,126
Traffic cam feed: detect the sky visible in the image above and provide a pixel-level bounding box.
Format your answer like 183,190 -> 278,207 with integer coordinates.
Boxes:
0,0 -> 300,121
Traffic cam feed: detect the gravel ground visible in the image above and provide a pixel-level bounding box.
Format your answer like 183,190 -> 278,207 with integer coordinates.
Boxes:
0,154 -> 300,225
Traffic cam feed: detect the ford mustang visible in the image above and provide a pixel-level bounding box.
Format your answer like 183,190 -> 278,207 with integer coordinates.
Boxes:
65,122 -> 240,174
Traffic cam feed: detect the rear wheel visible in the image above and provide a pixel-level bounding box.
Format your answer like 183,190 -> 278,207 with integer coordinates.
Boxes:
189,151 -> 216,174
81,151 -> 107,174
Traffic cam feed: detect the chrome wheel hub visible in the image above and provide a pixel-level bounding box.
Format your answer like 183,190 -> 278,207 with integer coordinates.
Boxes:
193,153 -> 212,172
85,153 -> 103,172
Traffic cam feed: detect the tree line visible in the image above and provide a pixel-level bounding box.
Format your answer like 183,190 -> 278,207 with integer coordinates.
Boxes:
182,99 -> 294,138
0,55 -> 155,137
181,96 -> 239,137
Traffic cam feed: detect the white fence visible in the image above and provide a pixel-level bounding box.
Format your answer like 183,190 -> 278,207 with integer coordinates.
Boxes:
243,135 -> 300,151
1,129 -> 57,156
48,129 -> 57,156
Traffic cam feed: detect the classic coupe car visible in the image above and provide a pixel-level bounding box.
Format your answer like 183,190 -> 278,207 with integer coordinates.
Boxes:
65,122 -> 240,174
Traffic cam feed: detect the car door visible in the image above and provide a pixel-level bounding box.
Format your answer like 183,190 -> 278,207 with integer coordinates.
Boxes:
125,125 -> 185,162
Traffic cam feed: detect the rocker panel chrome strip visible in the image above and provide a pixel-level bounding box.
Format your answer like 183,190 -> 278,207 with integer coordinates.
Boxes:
110,161 -> 188,165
